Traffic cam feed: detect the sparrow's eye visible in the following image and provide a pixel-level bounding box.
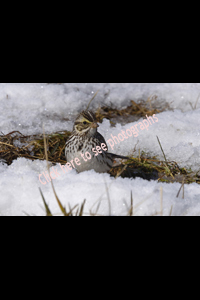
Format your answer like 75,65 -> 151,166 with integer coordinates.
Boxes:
83,121 -> 87,125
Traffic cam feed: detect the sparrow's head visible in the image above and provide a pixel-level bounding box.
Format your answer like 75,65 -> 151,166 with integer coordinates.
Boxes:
74,110 -> 99,135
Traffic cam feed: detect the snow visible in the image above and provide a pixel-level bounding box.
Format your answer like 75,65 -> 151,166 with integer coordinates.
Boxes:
0,83 -> 200,216
98,108 -> 200,172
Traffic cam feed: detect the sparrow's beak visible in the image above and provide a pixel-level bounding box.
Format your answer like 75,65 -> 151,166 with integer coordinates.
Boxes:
90,122 -> 99,128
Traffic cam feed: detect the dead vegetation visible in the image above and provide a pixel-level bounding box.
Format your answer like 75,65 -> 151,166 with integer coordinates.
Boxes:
0,130 -> 71,165
95,98 -> 162,123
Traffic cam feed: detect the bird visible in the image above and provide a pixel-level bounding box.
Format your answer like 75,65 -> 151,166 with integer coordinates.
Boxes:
65,110 -> 129,173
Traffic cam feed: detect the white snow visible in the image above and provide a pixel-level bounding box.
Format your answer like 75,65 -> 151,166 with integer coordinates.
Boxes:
0,83 -> 200,216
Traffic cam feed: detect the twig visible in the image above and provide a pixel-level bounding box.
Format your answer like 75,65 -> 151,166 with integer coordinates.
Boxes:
128,190 -> 133,216
169,205 -> 173,216
86,90 -> 99,110
182,178 -> 184,199
157,136 -> 167,162
115,164 -> 127,179
176,178 -> 185,198
0,142 -> 16,148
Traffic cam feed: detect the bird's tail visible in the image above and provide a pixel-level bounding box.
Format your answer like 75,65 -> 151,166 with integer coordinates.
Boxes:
107,153 -> 130,160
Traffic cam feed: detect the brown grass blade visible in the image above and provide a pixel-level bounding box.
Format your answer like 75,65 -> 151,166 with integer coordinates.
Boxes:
39,187 -> 52,216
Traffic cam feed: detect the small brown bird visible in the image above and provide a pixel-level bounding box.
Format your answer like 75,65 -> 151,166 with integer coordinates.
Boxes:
65,110 -> 129,173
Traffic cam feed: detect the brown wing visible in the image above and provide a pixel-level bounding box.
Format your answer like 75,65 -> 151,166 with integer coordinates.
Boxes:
94,132 -> 108,150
